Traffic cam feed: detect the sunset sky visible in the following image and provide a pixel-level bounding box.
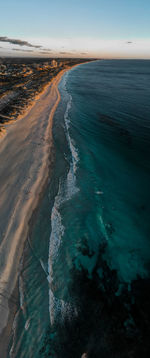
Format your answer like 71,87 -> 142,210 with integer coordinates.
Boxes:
0,0 -> 150,58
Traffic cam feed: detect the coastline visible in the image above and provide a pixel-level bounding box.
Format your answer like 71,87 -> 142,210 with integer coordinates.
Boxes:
2,58 -> 149,358
0,70 -> 62,140
0,64 -> 79,357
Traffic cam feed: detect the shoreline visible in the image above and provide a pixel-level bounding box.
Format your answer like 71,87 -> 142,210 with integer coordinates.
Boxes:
0,63 -> 80,357
0,69 -> 63,141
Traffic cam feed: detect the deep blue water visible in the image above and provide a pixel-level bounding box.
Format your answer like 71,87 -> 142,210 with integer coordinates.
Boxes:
46,60 -> 150,357
10,60 -> 150,358
58,60 -> 150,284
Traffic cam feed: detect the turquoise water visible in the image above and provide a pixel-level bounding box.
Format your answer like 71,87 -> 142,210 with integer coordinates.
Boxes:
61,60 -> 150,283
10,60 -> 150,357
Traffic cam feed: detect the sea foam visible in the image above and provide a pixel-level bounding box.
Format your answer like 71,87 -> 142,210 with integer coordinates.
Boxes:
48,72 -> 79,325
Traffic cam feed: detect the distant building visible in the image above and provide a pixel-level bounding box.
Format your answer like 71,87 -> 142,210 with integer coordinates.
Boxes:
51,60 -> 57,68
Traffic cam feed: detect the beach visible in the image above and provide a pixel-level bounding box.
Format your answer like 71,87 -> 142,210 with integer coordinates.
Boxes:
0,66 -> 71,356
1,60 -> 150,358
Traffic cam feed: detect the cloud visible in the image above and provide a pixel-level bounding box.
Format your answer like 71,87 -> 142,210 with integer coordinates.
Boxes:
59,51 -> 75,55
40,48 -> 52,52
39,51 -> 52,54
12,48 -> 34,52
126,41 -> 133,44
0,36 -> 41,48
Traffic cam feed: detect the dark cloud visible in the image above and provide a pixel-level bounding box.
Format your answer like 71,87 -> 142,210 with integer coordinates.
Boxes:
0,36 -> 41,48
126,41 -> 133,44
12,48 -> 34,52
59,51 -> 74,55
39,51 -> 52,54
59,50 -> 88,56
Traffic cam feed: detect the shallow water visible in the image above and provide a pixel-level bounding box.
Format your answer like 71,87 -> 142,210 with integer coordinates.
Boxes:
10,60 -> 150,358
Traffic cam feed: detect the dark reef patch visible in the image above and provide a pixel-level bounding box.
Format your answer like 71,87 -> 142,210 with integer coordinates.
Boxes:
40,243 -> 150,358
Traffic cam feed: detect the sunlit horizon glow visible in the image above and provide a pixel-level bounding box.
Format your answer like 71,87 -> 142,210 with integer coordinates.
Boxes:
1,0 -> 150,58
1,37 -> 150,59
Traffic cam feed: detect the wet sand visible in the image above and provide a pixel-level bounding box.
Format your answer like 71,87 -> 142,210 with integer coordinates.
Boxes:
0,67 -> 70,356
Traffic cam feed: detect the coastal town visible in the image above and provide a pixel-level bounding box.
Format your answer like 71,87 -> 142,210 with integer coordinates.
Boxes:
0,57 -> 92,130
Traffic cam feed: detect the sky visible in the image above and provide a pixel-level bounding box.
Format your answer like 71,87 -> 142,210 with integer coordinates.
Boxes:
0,0 -> 150,58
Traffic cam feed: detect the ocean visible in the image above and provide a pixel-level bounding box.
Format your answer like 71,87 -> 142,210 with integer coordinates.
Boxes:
9,60 -> 150,357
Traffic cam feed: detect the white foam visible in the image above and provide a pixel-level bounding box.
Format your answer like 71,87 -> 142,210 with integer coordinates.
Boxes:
48,180 -> 65,324
39,259 -> 48,276
96,190 -> 103,195
9,310 -> 20,358
48,79 -> 79,325
25,318 -> 30,331
64,93 -> 79,199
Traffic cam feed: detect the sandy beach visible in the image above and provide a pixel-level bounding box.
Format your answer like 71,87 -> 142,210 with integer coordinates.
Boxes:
0,66 -> 70,356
